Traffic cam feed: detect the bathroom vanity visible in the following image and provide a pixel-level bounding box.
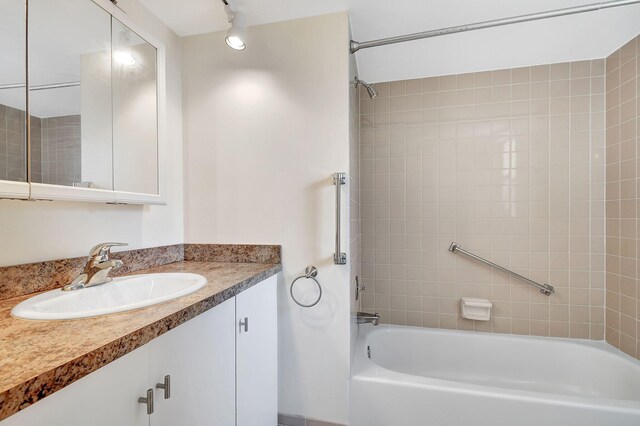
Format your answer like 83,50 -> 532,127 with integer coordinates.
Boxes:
0,248 -> 280,426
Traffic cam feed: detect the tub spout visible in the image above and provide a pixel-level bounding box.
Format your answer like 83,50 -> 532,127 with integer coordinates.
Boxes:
357,312 -> 380,326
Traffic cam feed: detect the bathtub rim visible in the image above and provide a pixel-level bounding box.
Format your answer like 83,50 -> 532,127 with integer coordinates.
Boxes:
352,324 -> 640,414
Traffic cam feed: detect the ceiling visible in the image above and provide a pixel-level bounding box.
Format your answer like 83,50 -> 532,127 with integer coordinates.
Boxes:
143,0 -> 640,82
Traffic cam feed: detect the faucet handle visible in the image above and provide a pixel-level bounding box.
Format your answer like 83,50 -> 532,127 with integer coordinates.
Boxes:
88,242 -> 128,258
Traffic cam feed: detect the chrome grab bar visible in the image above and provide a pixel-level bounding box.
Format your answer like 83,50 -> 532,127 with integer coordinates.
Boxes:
448,242 -> 555,296
333,172 -> 347,265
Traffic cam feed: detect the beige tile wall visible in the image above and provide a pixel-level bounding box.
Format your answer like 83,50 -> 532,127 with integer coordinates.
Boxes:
0,106 -> 77,185
0,104 -> 27,182
605,35 -> 640,358
39,115 -> 82,187
359,60 -> 606,339
30,116 -> 42,183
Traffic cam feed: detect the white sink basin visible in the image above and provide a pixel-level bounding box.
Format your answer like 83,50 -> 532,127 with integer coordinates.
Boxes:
11,273 -> 207,320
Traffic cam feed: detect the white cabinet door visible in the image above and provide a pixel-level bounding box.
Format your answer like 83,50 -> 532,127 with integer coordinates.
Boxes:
2,343 -> 151,426
236,275 -> 278,426
149,297 -> 236,426
2,276 -> 276,426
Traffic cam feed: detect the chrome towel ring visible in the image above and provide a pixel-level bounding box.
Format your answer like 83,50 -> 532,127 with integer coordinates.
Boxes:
290,266 -> 322,308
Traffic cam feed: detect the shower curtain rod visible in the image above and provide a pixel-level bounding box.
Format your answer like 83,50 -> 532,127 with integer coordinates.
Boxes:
350,0 -> 640,53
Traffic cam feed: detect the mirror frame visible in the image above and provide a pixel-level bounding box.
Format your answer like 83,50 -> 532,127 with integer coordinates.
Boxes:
0,0 -> 166,205
0,180 -> 29,200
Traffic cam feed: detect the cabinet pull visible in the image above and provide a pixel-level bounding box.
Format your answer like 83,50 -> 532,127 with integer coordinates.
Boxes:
239,317 -> 249,333
156,375 -> 171,399
138,389 -> 154,415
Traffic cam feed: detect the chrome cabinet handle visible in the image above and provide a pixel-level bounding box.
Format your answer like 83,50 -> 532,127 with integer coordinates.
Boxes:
239,317 -> 249,333
138,389 -> 154,415
156,375 -> 171,399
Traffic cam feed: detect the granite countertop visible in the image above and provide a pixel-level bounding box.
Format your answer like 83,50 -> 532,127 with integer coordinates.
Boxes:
0,260 -> 281,421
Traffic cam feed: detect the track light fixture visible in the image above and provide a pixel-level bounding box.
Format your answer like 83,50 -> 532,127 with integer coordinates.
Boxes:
222,1 -> 246,51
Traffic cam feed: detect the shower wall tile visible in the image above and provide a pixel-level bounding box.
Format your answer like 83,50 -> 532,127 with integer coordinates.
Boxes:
360,59 -> 606,340
31,116 -> 42,183
605,35 -> 640,360
39,115 -> 81,187
0,104 -> 27,182
0,106 -> 71,185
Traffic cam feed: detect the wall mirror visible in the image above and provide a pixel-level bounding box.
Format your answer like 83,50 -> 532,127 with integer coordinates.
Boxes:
111,18 -> 158,195
0,0 -> 162,204
29,0 -> 113,190
0,0 -> 28,198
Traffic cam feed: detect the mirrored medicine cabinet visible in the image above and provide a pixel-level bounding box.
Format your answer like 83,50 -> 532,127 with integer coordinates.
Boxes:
0,0 -> 163,204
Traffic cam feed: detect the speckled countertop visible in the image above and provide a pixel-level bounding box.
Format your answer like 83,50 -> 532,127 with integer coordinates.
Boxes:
0,260 -> 281,421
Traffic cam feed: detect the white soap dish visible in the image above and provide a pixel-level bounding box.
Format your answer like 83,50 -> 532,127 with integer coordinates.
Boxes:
461,297 -> 492,321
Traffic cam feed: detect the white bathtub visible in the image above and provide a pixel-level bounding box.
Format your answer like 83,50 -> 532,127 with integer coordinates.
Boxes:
350,325 -> 640,426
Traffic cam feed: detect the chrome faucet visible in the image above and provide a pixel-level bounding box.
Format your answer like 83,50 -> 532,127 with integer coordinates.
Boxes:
356,312 -> 380,326
63,242 -> 128,291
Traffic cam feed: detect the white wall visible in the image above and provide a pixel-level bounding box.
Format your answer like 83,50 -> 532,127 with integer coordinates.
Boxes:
81,50 -> 112,190
182,12 -> 352,423
0,0 -> 183,266
348,30 -> 361,370
112,42 -> 159,195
